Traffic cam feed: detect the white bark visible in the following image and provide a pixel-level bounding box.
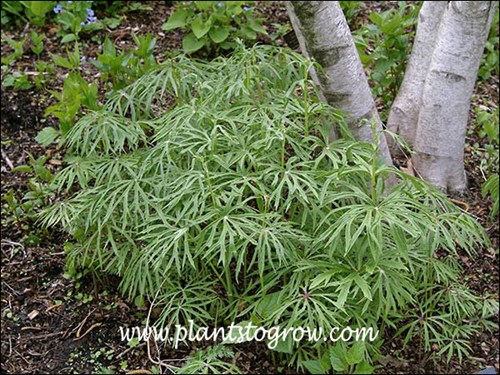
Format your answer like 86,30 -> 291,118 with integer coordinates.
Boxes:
412,1 -> 497,192
286,1 -> 393,167
386,1 -> 447,154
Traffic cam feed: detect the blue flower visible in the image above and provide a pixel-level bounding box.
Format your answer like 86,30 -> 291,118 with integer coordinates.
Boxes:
80,21 -> 86,26
86,8 -> 94,17
243,5 -> 250,11
68,1 -> 72,3
86,15 -> 97,23
53,4 -> 63,13
217,2 -> 223,7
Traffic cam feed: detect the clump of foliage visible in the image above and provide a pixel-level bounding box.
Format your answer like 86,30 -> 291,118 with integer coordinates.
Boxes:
474,106 -> 499,174
92,33 -> 158,90
52,0 -> 101,43
339,1 -> 365,28
3,154 -> 55,223
1,36 -> 31,90
473,105 -> 499,220
51,1 -> 124,43
2,154 -> 56,245
1,1 -> 55,27
162,1 -> 267,54
1,1 -> 122,41
42,33 -> 158,139
354,1 -> 420,119
40,44 -> 497,372
174,345 -> 241,374
478,6 -> 499,81
483,174 -> 499,219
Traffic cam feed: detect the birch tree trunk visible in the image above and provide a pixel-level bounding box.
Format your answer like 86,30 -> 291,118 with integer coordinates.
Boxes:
386,1 -> 447,155
412,1 -> 497,192
286,1 -> 393,167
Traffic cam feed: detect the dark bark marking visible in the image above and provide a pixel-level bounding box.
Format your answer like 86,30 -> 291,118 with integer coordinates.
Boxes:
431,70 -> 466,82
310,45 -> 349,68
323,91 -> 350,103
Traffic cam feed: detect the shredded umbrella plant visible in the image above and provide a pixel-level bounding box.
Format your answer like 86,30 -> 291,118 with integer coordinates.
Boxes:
40,43 -> 498,372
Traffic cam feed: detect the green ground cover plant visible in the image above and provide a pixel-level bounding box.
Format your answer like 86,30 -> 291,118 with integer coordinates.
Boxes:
162,1 -> 267,54
39,44 -> 498,372
353,1 -> 420,119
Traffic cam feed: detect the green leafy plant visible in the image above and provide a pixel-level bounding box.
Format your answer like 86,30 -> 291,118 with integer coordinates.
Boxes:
33,60 -> 55,89
1,36 -> 26,65
0,36 -> 30,90
475,106 -> 499,175
340,1 -> 364,27
175,345 -> 241,374
92,34 -> 158,90
35,126 -> 60,146
40,44 -> 497,371
52,1 -> 100,43
1,1 -> 55,27
482,174 -> 499,219
1,0 -> 122,32
476,106 -> 499,144
3,154 -> 55,226
268,22 -> 292,43
478,7 -> 499,81
51,1 -> 121,43
30,29 -> 45,57
162,1 -> 267,54
472,105 -> 499,219
44,35 -> 157,139
2,72 -> 32,90
50,41 -> 82,70
354,1 -> 420,119
45,70 -> 101,135
302,341 -> 377,374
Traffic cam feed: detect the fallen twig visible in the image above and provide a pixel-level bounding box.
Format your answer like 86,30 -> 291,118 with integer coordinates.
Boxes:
1,149 -> 14,170
73,323 -> 102,341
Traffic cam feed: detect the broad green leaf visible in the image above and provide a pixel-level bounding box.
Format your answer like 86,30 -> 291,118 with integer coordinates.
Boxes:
102,17 -> 121,29
61,33 -> 78,44
302,360 -> 326,374
269,334 -> 294,354
51,54 -> 73,69
354,361 -> 375,374
35,127 -> 59,146
162,9 -> 188,30
248,19 -> 267,34
191,17 -> 211,38
329,345 -> 349,372
134,295 -> 144,308
209,25 -> 229,43
255,292 -> 281,319
194,1 -> 211,10
238,25 -> 257,39
33,164 -> 51,182
11,165 -> 32,173
29,1 -> 54,17
346,341 -> 365,365
182,33 -> 205,54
